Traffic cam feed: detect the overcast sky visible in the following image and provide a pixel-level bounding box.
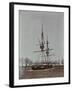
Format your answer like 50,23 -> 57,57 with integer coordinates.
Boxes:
19,10 -> 64,62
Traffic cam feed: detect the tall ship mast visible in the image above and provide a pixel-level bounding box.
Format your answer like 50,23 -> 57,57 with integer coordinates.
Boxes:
32,24 -> 53,70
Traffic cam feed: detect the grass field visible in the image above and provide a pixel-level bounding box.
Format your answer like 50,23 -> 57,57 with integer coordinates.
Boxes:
19,65 -> 64,79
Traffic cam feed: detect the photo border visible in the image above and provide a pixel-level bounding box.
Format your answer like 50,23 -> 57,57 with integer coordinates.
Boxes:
9,2 -> 70,87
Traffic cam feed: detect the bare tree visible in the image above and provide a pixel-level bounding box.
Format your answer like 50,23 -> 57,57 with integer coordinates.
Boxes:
19,57 -> 24,67
61,58 -> 64,65
24,57 -> 32,67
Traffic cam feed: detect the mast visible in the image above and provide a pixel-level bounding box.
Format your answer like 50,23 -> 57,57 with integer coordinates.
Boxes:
40,24 -> 46,63
46,36 -> 49,63
41,24 -> 44,42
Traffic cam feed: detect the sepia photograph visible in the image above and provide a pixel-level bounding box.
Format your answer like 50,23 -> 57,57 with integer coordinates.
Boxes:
19,10 -> 64,79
